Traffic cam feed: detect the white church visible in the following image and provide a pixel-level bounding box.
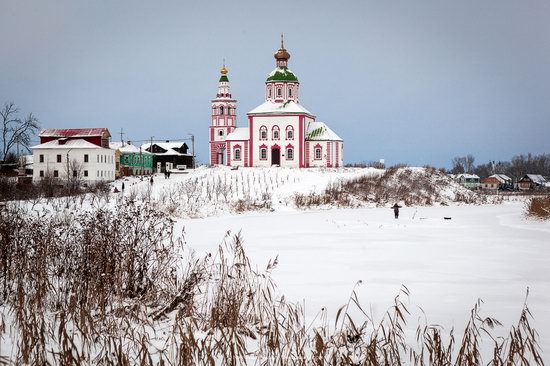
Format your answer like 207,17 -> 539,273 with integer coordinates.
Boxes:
209,38 -> 343,168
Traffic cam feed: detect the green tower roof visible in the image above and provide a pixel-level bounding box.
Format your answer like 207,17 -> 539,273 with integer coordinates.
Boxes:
266,67 -> 299,82
219,75 -> 229,82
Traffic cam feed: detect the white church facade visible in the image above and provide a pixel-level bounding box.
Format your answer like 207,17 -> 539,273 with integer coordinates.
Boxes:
209,38 -> 343,168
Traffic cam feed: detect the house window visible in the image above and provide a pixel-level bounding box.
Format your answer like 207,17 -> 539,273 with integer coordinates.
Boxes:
39,170 -> 44,177
84,170 -> 88,177
54,170 -> 59,177
260,148 -> 267,160
234,148 -> 241,160
57,154 -> 62,163
287,148 -> 294,160
39,154 -> 44,163
315,147 -> 322,160
84,154 -> 88,163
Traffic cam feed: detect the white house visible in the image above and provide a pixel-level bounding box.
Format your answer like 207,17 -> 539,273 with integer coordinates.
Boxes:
31,128 -> 116,182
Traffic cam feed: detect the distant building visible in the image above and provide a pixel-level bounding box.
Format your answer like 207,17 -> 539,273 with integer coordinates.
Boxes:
480,176 -> 500,191
517,174 -> 547,191
110,142 -> 153,176
141,141 -> 193,173
31,128 -> 115,182
209,37 -> 343,168
455,173 -> 480,189
480,174 -> 513,191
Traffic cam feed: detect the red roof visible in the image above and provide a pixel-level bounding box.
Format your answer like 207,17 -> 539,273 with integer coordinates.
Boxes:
480,177 -> 499,184
39,128 -> 110,138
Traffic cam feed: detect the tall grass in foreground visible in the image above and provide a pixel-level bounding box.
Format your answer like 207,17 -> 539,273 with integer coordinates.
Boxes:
526,196 -> 550,220
0,203 -> 545,365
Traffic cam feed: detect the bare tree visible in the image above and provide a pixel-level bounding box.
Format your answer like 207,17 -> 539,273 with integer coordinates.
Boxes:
464,154 -> 475,173
1,102 -> 40,161
66,158 -> 84,191
451,154 -> 476,174
451,157 -> 466,174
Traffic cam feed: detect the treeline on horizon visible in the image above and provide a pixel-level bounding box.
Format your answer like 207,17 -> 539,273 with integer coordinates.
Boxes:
347,153 -> 550,179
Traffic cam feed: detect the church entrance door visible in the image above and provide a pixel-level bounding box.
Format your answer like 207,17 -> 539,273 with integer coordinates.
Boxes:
217,149 -> 225,165
271,147 -> 280,166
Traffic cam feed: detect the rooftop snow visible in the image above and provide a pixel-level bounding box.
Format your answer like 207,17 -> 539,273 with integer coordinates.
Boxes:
110,142 -> 151,154
306,122 -> 343,141
31,139 -> 106,150
39,128 -> 109,138
226,128 -> 250,141
266,67 -> 299,82
141,142 -> 191,156
525,174 -> 547,184
248,100 -> 312,115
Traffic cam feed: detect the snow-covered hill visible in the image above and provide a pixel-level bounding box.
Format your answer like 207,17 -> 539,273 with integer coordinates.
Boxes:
120,166 -> 486,218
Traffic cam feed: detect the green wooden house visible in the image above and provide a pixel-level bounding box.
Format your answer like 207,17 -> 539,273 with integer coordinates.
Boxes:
110,142 -> 153,176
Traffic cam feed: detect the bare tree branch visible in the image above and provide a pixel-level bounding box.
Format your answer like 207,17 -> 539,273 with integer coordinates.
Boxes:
1,102 -> 40,160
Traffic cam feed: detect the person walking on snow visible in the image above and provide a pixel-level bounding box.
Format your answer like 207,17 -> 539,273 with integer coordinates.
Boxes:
392,203 -> 402,219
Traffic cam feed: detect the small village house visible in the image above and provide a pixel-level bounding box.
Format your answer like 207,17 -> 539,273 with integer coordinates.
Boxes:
31,128 -> 116,183
110,141 -> 153,177
480,174 -> 513,191
141,141 -> 193,173
480,176 -> 500,191
454,173 -> 480,189
517,174 -> 548,191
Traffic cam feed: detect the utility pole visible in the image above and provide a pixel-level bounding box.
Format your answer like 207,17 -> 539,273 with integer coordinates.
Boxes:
188,133 -> 195,169
120,128 -> 125,146
150,136 -> 153,174
66,148 -> 73,185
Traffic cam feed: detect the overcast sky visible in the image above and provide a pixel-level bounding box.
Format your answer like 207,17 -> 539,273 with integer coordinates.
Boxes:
1,0 -> 549,167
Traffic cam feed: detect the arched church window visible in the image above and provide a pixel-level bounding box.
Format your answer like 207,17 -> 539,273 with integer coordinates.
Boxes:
287,148 -> 294,160
288,88 -> 292,98
286,126 -> 294,140
277,88 -> 282,97
272,126 -> 280,140
260,126 -> 267,140
219,130 -> 224,137
315,147 -> 322,160
220,106 -> 224,115
260,148 -> 267,160
234,148 -> 241,160
268,88 -> 272,98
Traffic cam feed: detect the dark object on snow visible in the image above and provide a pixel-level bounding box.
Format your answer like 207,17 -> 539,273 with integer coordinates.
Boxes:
150,176 -> 154,185
121,182 -> 125,191
113,187 -> 119,193
444,217 -> 452,220
392,203 -> 402,219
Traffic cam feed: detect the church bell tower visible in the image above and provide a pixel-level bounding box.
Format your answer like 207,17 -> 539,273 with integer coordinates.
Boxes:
209,65 -> 237,165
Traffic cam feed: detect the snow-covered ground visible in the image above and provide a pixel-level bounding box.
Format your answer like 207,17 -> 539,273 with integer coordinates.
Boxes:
4,166 -> 549,359
179,201 -> 550,351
